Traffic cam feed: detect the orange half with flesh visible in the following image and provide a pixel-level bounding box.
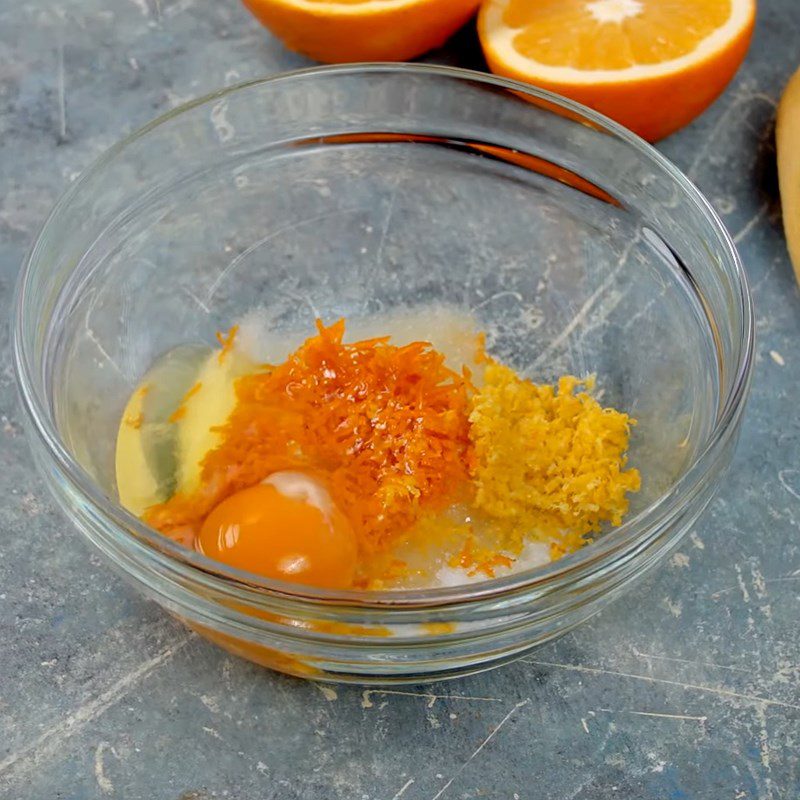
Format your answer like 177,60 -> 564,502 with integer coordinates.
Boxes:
479,0 -> 756,141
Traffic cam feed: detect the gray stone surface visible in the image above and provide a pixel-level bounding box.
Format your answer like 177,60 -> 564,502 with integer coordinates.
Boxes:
1,1 -> 799,798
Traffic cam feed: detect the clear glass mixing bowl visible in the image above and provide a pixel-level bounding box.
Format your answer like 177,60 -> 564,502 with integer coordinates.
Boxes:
13,65 -> 753,683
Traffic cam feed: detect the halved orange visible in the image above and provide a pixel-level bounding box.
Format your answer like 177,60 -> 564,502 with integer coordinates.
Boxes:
478,0 -> 756,141
242,0 -> 482,63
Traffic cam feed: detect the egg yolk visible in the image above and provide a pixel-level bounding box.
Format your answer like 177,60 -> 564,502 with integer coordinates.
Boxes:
197,478 -> 357,589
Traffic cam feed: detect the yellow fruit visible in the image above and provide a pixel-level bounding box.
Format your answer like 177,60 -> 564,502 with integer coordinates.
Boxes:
242,0 -> 481,63
478,0 -> 756,141
777,65 -> 800,281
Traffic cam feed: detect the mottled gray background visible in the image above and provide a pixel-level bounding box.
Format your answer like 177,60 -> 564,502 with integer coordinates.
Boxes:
1,1 -> 799,799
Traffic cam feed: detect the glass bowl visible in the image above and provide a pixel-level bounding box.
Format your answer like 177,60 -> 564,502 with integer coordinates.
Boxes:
13,64 -> 753,683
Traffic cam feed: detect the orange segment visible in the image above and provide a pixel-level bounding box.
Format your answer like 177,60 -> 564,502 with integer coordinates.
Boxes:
241,0 -> 482,63
478,0 -> 756,141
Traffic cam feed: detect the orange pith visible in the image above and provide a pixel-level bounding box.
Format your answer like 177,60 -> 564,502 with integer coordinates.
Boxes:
478,0 -> 756,141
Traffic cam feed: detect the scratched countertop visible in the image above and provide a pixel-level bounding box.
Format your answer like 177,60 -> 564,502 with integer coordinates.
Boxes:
1,2 -> 799,798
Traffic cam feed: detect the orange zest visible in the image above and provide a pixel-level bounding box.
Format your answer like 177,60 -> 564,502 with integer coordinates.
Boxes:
469,362 -> 641,556
168,381 -> 203,424
146,320 -> 472,554
125,412 -> 144,430
448,534 -> 515,578
478,0 -> 756,141
241,0 -> 481,63
216,325 -> 240,364
140,320 -> 643,588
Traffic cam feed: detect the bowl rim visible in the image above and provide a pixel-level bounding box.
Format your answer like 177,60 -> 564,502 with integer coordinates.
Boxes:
12,62 -> 754,608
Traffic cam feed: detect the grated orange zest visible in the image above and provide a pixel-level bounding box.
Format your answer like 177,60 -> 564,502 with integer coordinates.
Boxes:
448,534 -> 515,578
143,320 -> 642,582
125,412 -> 144,430
168,381 -> 203,424
147,320 -> 472,554
468,361 -> 641,557
216,324 -> 240,364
